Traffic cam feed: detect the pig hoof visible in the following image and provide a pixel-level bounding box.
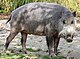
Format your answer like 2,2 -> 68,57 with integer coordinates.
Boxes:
22,51 -> 27,54
3,50 -> 11,53
3,49 -> 7,53
3,50 -> 6,53
49,53 -> 57,57
19,50 -> 27,54
24,52 -> 27,54
57,51 -> 61,55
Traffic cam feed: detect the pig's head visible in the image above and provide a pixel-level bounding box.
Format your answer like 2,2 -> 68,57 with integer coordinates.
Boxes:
59,11 -> 76,43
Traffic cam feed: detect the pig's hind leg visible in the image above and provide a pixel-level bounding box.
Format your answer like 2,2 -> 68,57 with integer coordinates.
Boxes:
4,30 -> 19,52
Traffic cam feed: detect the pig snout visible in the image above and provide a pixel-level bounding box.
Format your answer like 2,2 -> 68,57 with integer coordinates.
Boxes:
66,34 -> 73,42
65,26 -> 74,42
59,26 -> 76,43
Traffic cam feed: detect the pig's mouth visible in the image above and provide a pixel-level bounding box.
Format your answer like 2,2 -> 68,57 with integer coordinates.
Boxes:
59,32 -> 74,43
59,34 -> 73,43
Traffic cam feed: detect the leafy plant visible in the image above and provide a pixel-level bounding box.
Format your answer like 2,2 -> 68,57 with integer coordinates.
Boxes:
0,53 -> 26,59
0,0 -> 80,14
0,53 -> 66,59
27,48 -> 42,52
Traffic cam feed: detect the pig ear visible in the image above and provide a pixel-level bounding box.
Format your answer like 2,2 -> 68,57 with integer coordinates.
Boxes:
72,11 -> 76,17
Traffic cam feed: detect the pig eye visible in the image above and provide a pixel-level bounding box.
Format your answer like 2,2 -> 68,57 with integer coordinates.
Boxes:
63,20 -> 65,24
71,21 -> 74,24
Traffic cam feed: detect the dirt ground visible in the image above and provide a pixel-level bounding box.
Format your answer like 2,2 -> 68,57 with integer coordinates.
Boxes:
0,19 -> 80,59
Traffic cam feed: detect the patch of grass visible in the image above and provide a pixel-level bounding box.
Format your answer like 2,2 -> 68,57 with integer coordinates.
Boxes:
52,56 -> 66,59
39,55 -> 66,59
0,53 -> 26,59
27,48 -> 41,52
40,55 -> 50,59
0,51 -> 66,59
0,53 -> 66,59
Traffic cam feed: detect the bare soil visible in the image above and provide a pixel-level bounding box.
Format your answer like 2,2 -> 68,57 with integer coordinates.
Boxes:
0,13 -> 10,20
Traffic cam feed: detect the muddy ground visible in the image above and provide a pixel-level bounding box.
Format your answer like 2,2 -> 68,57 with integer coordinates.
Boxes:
0,20 -> 80,59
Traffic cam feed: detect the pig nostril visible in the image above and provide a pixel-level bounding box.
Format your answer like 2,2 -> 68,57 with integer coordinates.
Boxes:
66,35 -> 73,43
67,39 -> 72,42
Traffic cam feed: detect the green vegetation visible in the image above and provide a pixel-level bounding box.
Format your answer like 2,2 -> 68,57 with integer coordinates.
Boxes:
0,0 -> 80,14
0,48 -> 66,59
41,55 -> 66,59
27,48 -> 41,52
0,53 -> 66,59
0,53 -> 26,59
